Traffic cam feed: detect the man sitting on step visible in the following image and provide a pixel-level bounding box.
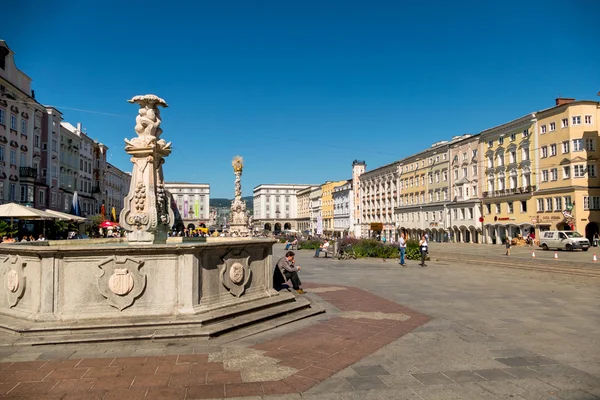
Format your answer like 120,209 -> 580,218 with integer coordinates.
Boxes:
276,251 -> 305,294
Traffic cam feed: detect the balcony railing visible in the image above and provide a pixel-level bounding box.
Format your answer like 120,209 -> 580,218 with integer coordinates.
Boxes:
482,185 -> 537,198
19,167 -> 37,179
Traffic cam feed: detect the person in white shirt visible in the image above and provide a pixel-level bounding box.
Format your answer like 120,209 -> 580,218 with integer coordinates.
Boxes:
398,233 -> 407,266
314,239 -> 330,257
419,234 -> 428,267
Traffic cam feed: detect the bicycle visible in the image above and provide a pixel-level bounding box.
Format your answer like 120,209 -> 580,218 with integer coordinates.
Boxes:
335,244 -> 357,260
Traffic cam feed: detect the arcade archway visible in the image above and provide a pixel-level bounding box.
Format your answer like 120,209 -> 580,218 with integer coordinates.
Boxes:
284,222 -> 292,230
264,223 -> 272,231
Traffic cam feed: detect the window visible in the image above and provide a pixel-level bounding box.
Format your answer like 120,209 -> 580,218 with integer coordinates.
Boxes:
540,125 -> 547,134
454,169 -> 458,180
550,168 -> 558,181
462,152 -> 467,160
541,146 -> 548,158
537,198 -> 544,212
510,133 -> 516,141
52,140 -> 57,152
522,129 -> 529,137
522,147 -> 529,161
572,116 -> 581,126
495,204 -> 501,213
585,139 -> 596,151
498,137 -> 504,145
21,119 -> 27,135
585,115 -> 592,124
0,146 -> 3,162
565,196 -> 572,207
507,202 -> 513,213
34,134 -> 40,148
9,184 -> 15,201
563,166 -> 570,179
509,150 -> 516,163
487,155 -> 494,168
542,170 -> 548,182
562,141 -> 570,154
573,139 -> 583,151
10,114 -> 17,130
488,140 -> 493,148
486,204 -> 491,214
497,154 -> 504,166
587,164 -> 596,178
472,165 -> 477,176
20,186 -> 26,203
428,174 -> 433,184
550,144 -> 557,156
435,172 -> 440,183
472,149 -> 477,158
583,196 -> 600,210
546,198 -> 553,211
574,164 -> 585,177
19,152 -> 25,167
555,197 -> 562,211
498,177 -> 505,190
9,149 -> 15,165
462,167 -> 467,177
0,108 -> 4,125
521,200 -> 527,212
561,118 -> 569,128
0,182 -> 3,201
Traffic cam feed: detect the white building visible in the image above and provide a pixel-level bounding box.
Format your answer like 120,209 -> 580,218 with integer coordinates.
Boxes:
333,180 -> 353,237
164,182 -> 210,230
253,184 -> 316,232
309,187 -> 322,235
360,161 -> 400,240
351,160 -> 366,237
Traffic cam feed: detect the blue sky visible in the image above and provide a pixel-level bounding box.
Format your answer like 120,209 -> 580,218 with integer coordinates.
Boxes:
4,0 -> 599,197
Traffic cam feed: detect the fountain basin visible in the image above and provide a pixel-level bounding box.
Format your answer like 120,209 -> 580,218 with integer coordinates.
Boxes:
0,238 -> 322,344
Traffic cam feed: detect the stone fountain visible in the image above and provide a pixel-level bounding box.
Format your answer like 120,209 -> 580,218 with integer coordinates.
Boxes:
0,95 -> 322,345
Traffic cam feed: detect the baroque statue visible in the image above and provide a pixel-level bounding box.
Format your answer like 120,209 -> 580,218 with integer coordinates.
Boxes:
229,155 -> 249,234
120,94 -> 174,244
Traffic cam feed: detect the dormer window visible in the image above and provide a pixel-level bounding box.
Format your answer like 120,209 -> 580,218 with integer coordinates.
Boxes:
0,46 -> 9,70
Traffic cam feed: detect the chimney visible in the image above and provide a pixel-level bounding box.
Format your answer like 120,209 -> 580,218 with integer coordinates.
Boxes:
76,122 -> 82,133
555,98 -> 575,106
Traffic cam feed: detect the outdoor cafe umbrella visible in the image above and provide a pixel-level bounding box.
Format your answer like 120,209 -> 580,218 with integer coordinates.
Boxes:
0,202 -> 60,236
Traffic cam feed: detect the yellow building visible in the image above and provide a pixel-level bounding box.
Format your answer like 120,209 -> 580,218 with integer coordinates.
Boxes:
321,180 -> 346,235
534,99 -> 600,241
480,114 -> 537,244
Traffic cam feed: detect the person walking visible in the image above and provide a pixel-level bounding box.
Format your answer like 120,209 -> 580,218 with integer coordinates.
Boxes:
419,234 -> 428,267
505,236 -> 511,256
398,232 -> 407,266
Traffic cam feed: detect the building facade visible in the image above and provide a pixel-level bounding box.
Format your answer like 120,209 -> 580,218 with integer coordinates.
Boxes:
533,99 -> 600,242
309,187 -> 322,235
480,114 -> 536,244
351,160 -> 366,237
105,163 -> 131,221
361,161 -> 400,240
296,185 -> 320,233
321,180 -> 347,235
448,134 -> 482,243
164,182 -> 210,231
252,184 -> 314,232
332,180 -> 352,237
59,122 -> 81,213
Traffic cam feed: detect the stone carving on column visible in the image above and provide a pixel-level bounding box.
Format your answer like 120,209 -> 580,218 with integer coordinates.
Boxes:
229,156 -> 249,235
219,249 -> 252,297
120,94 -> 174,244
97,256 -> 146,311
1,255 -> 26,308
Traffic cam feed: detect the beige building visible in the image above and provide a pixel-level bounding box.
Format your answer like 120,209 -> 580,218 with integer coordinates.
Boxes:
480,113 -> 536,244
321,180 -> 347,235
351,160 -> 366,237
105,163 -> 131,221
296,185 -> 320,233
533,99 -> 600,241
360,162 -> 400,240
448,134 -> 482,243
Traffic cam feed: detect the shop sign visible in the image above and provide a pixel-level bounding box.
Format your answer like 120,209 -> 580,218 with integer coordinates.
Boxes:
541,215 -> 562,221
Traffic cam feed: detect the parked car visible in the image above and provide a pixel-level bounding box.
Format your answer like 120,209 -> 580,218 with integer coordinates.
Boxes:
539,231 -> 590,251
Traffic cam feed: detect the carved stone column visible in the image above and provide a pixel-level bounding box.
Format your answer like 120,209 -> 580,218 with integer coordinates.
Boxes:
120,95 -> 174,244
229,156 -> 249,235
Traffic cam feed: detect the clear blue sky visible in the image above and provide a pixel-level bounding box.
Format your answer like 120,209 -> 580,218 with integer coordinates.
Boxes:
4,0 -> 599,198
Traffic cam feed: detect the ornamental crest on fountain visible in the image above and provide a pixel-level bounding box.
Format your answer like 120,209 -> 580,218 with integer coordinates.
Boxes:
97,256 -> 146,311
219,249 -> 252,297
1,255 -> 26,308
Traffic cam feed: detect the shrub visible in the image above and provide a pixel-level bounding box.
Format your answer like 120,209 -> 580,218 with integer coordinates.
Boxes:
298,239 -> 322,250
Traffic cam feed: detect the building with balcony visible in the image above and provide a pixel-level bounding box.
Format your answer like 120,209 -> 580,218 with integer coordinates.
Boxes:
296,185 -> 320,234
59,122 -> 81,213
105,163 -> 131,221
448,134 -> 483,243
309,187 -> 322,235
361,161 -> 400,240
533,98 -> 600,242
0,41 -> 63,209
351,160 -> 366,237
321,180 -> 347,235
480,113 -> 536,244
164,182 -> 210,231
332,180 -> 352,237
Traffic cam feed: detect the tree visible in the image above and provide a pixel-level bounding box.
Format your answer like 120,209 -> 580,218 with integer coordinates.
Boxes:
0,220 -> 18,238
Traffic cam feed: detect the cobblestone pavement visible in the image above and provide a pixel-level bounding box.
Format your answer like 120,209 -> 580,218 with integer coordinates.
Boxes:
0,243 -> 597,399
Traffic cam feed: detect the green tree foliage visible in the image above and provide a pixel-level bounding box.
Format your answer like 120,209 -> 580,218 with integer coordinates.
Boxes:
0,220 -> 18,238
296,237 -> 428,260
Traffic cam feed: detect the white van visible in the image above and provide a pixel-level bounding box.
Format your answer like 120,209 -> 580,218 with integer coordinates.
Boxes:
539,231 -> 590,251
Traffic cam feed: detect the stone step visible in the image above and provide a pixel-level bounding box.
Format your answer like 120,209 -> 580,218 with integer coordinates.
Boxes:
8,295 -> 323,346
